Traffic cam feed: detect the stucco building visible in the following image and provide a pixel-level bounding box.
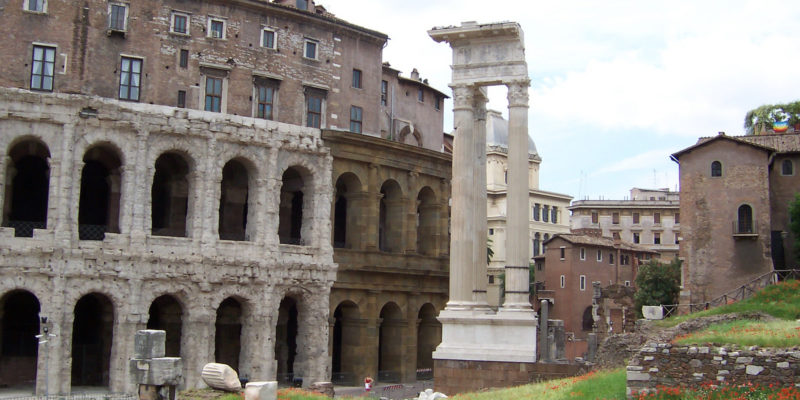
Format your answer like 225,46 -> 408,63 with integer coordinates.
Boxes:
0,0 -> 449,394
671,132 -> 800,308
569,188 -> 680,260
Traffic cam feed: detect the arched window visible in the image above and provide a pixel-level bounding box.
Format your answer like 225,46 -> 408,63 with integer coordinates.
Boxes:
533,233 -> 540,257
279,167 -> 306,245
152,152 -> 191,237
737,204 -> 753,234
219,159 -> 251,241
416,187 -> 438,255
79,145 -> 122,240
379,180 -> 403,252
781,159 -> 794,176
711,161 -> 722,177
333,173 -> 362,249
3,139 -> 51,237
582,306 -> 594,331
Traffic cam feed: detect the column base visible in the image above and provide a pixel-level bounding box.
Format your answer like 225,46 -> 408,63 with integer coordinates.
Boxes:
433,308 -> 538,363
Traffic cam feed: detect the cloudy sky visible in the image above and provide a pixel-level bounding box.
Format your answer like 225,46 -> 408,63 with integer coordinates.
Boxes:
322,0 -> 800,200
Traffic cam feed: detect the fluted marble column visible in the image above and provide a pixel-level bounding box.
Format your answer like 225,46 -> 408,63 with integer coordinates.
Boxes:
472,88 -> 490,308
503,80 -> 533,310
446,84 -> 476,309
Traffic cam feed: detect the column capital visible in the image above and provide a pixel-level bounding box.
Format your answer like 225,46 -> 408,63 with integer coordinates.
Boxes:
506,80 -> 530,107
450,84 -> 475,110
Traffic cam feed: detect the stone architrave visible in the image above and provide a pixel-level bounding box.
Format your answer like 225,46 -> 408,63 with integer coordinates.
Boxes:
428,21 -> 538,365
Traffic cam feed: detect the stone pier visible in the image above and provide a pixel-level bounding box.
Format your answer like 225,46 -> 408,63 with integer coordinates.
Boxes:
429,21 -> 538,394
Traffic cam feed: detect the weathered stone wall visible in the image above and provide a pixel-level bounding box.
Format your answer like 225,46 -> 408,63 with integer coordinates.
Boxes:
434,359 -> 588,395
627,344 -> 800,398
0,88 -> 335,394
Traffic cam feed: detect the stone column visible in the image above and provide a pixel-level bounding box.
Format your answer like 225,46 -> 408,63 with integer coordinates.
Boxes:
365,164 -> 380,251
472,87 -> 490,308
503,80 -> 532,310
446,84 -> 477,309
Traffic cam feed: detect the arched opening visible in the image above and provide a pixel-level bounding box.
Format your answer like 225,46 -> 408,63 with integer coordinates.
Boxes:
78,145 -> 122,240
214,297 -> 242,372
3,139 -> 50,237
279,167 -> 305,245
219,159 -> 250,241
378,302 -> 403,383
379,180 -> 403,252
71,293 -> 113,387
416,187 -> 438,255
737,204 -> 753,234
146,295 -> 183,357
711,160 -> 722,177
275,297 -> 298,384
582,306 -> 594,331
0,290 -> 40,389
416,303 -> 440,380
331,301 -> 360,385
152,152 -> 190,237
333,173 -> 362,249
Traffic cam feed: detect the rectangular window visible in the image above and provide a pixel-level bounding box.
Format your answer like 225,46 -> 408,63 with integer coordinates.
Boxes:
552,207 -> 558,224
559,247 -> 565,260
261,28 -> 276,49
30,45 -> 55,91
654,232 -> 661,245
674,212 -> 680,224
612,212 -> 620,224
296,0 -> 309,10
204,77 -> 222,112
352,69 -> 362,89
580,247 -> 586,260
633,232 -> 640,244
109,3 -> 128,31
171,12 -> 189,34
209,18 -> 225,39
580,275 -> 586,291
533,204 -> 540,221
674,232 -> 679,244
596,250 -> 602,262
609,253 -> 615,264
179,49 -> 189,68
25,0 -> 46,12
350,105 -> 363,133
418,88 -> 424,102
304,39 -> 318,60
543,205 -> 550,223
560,275 -> 565,288
654,212 -> 661,224
257,85 -> 275,120
434,96 -> 441,111
489,229 -> 494,235
119,56 -> 142,101
633,212 -> 640,224
591,211 -> 598,224
177,90 -> 186,108
380,80 -> 388,106
306,93 -> 323,128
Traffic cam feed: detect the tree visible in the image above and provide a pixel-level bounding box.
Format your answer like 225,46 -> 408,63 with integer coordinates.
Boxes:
790,193 -> 800,262
744,100 -> 800,135
634,258 -> 681,317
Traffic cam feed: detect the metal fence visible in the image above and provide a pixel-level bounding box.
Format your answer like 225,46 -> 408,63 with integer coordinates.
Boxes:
661,269 -> 800,318
4,220 -> 46,237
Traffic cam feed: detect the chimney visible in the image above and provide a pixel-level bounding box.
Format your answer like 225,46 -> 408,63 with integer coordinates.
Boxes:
410,68 -> 420,81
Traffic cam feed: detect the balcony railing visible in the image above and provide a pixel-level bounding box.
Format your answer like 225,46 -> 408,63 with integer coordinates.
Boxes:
4,220 -> 46,237
732,219 -> 757,236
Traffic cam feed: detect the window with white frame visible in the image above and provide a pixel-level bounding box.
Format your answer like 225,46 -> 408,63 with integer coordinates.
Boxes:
303,38 -> 319,60
560,275 -> 565,288
30,45 -> 56,91
171,12 -> 190,35
118,56 -> 142,101
261,28 -> 276,49
625,280 -> 631,287
579,275 -> 586,291
24,0 -> 46,13
596,249 -> 602,262
579,247 -> 586,260
108,3 -> 128,32
208,17 -> 225,39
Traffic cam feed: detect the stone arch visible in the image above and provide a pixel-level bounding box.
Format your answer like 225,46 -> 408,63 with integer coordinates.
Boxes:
416,303 -> 440,375
146,295 -> 184,357
219,157 -> 256,241
151,151 -> 193,237
278,165 -> 312,245
71,292 -> 114,387
331,300 -> 360,384
379,180 -> 404,252
398,125 -> 422,147
0,290 -> 40,389
273,286 -> 319,386
378,302 -> 403,382
416,186 -> 438,255
3,138 -> 51,237
582,306 -> 593,332
275,296 -> 299,382
333,172 -> 363,249
78,144 -> 123,240
215,297 -> 245,373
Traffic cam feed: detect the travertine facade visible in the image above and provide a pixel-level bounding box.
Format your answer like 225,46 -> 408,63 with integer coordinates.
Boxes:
672,132 -> 800,308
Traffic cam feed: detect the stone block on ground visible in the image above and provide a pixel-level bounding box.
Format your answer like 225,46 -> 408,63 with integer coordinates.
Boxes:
244,381 -> 277,400
201,363 -> 242,392
130,357 -> 182,386
642,306 -> 664,320
308,382 -> 334,398
134,330 -> 166,359
418,389 -> 448,400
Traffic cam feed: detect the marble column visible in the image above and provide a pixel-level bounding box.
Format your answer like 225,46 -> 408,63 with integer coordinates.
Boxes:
472,88 -> 490,308
503,80 -> 533,310
446,84 -> 476,309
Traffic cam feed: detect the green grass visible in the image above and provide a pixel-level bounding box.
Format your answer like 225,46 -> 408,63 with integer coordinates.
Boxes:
673,319 -> 800,347
451,368 -> 627,400
656,280 -> 800,327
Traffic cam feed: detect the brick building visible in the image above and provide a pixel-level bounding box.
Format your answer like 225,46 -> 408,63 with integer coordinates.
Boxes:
0,0 -> 449,395
671,132 -> 800,308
